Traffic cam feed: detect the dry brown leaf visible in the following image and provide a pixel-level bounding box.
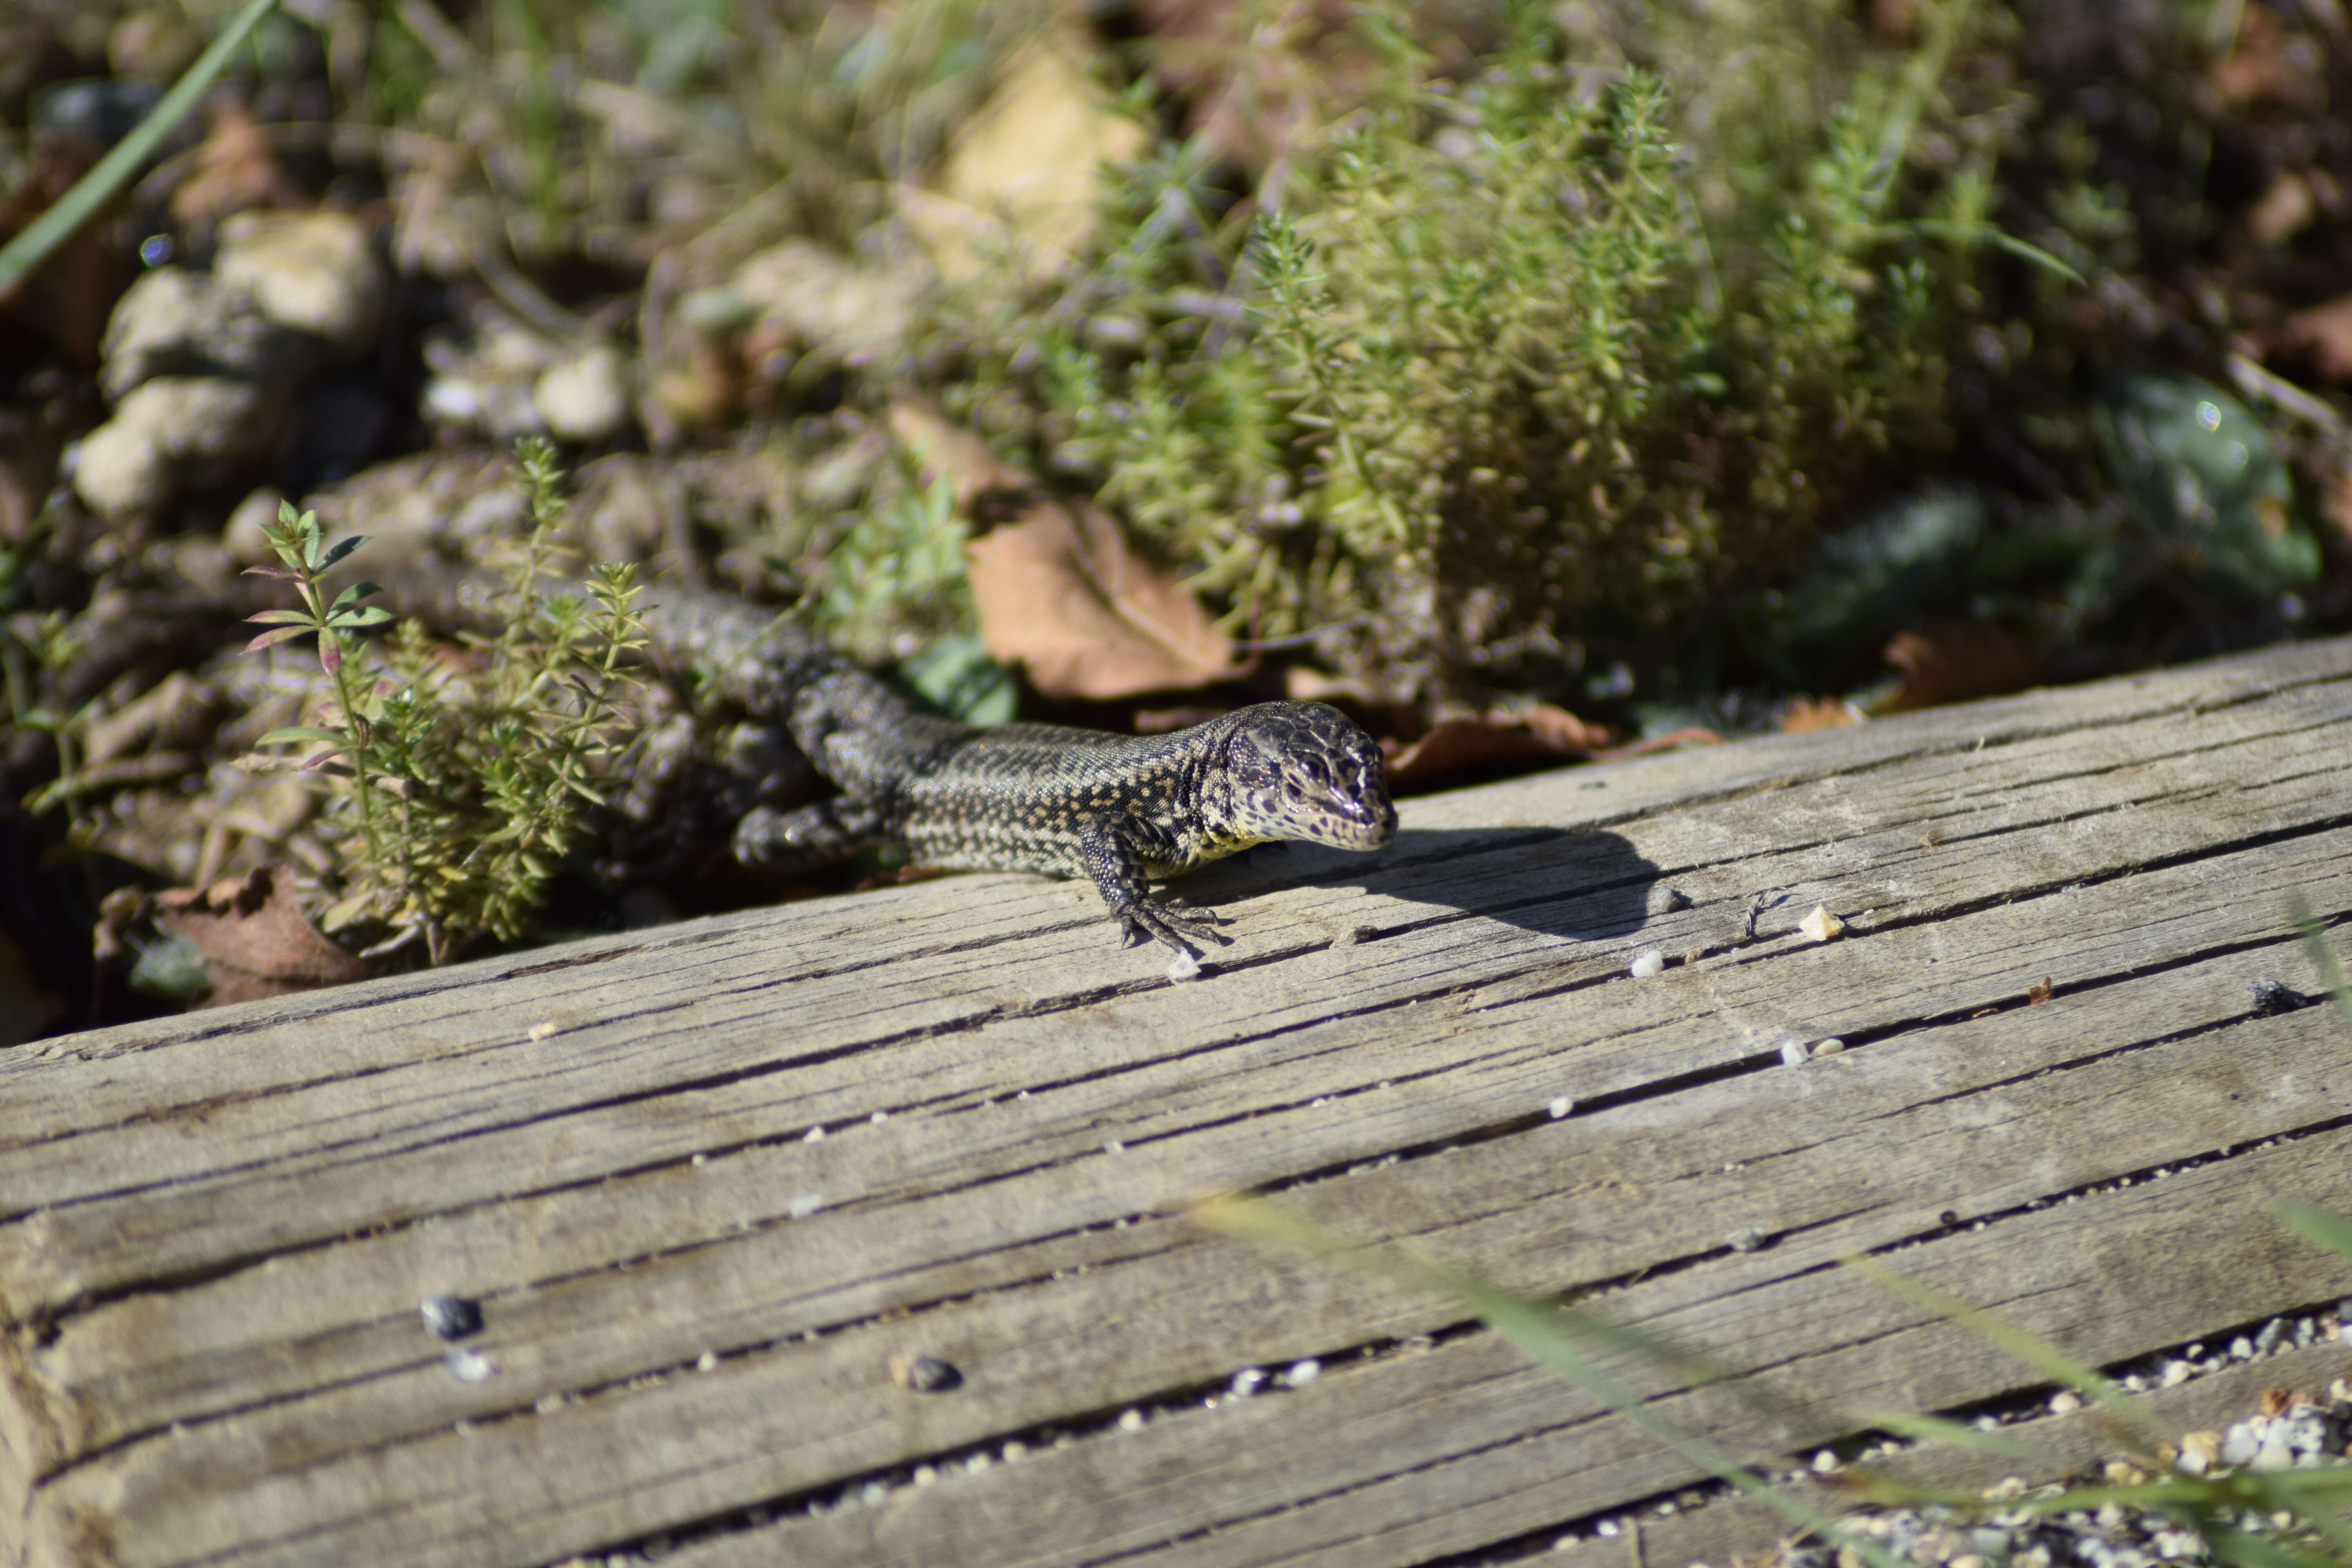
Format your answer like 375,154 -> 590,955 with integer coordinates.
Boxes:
1780,696 -> 1859,733
650,338 -> 740,429
2211,5 -> 2320,106
887,397 -> 1028,503
0,138 -> 111,363
1519,704 -> 1613,753
1140,0 -> 1371,167
1879,619 -> 2039,713
170,99 -> 304,227
1282,666 -> 1396,707
1134,704 -> 1230,734
2276,294 -> 2352,382
899,38 -> 1149,280
1382,720 -> 1559,791
1381,705 -> 1609,791
154,865 -> 365,1007
966,498 -> 1242,699
0,407 -> 56,546
1594,728 -> 1726,759
2249,171 -> 2316,243
2328,464 -> 2352,542
2026,976 -> 2054,1005
887,396 -> 1240,699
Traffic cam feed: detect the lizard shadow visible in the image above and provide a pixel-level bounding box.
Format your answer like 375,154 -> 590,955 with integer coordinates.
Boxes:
1185,826 -> 1659,946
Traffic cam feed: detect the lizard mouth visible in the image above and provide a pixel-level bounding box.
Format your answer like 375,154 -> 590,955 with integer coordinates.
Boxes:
1305,796 -> 1397,851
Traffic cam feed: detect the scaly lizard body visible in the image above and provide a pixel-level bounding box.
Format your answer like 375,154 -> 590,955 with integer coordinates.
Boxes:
649,587 -> 1398,956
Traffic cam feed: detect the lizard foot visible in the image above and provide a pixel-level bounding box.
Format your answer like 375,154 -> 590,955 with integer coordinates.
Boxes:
734,797 -> 885,871
1114,900 -> 1232,957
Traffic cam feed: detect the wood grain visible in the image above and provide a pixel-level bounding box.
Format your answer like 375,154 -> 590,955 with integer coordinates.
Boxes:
5,636 -> 2352,1568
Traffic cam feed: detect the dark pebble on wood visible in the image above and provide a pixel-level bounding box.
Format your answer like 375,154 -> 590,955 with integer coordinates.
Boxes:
421,1294 -> 484,1341
889,1352 -> 962,1392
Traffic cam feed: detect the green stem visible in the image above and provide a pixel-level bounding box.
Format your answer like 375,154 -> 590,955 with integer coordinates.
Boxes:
0,0 -> 284,299
323,622 -> 383,892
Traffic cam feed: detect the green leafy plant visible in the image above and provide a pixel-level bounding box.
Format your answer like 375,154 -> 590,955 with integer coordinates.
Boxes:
813,466 -> 975,664
966,0 -> 2028,700
246,439 -> 647,963
6,612 -> 102,839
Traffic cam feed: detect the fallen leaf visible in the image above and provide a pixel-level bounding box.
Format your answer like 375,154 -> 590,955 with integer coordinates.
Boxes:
1866,0 -> 1914,43
153,865 -> 365,1006
888,397 -> 1242,699
2259,1387 -> 2295,1416
1134,704 -> 1230,734
2275,294 -> 2352,382
966,498 -> 1243,698
1381,705 -> 1610,791
2210,5 -> 2320,107
0,407 -> 56,546
1283,665 -> 1403,708
1877,619 -> 2038,713
0,137 -> 111,364
2026,976 -> 2054,1005
2248,171 -> 2316,244
1519,704 -> 1613,752
170,99 -> 303,227
1140,0 -> 1371,167
1779,696 -> 1858,733
2328,465 -> 2352,542
1594,728 -> 1725,759
899,38 -> 1149,280
887,397 -> 1029,503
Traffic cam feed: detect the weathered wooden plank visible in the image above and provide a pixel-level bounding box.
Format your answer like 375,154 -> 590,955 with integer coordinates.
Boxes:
11,660 -> 2345,1305
644,1129 -> 2352,1568
5,636 -> 2352,1568
25,773 -> 2352,1477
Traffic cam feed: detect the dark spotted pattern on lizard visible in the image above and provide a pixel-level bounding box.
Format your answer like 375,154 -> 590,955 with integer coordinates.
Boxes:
648,585 -> 1398,956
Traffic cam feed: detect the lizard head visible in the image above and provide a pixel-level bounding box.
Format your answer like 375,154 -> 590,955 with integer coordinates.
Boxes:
1220,702 -> 1398,851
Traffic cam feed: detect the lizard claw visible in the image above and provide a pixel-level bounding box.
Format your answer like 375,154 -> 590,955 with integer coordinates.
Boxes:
1114,900 -> 1232,957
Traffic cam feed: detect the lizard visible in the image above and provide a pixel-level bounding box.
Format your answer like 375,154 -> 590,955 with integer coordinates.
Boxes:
644,583 -> 1399,958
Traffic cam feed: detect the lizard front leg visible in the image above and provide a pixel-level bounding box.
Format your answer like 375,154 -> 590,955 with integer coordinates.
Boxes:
1077,813 -> 1230,956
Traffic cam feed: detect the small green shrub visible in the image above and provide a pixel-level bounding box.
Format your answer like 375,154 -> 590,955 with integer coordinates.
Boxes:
961,0 -> 2015,700
246,439 -> 646,963
812,466 -> 975,664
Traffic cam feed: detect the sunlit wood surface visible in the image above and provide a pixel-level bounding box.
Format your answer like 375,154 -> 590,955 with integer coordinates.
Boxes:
7,636 -> 2352,1568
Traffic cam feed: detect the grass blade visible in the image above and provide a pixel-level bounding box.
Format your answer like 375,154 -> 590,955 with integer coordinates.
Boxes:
1861,1409 -> 2052,1462
1905,220 -> 2089,285
1192,1193 -> 1913,1568
0,0 -> 284,300
1840,1254 -> 2172,1453
2284,892 -> 2352,1040
2272,1201 -> 2352,1267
